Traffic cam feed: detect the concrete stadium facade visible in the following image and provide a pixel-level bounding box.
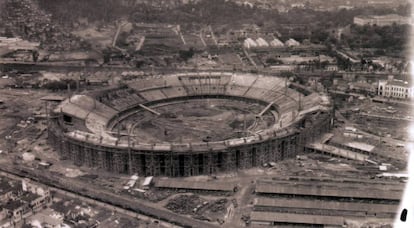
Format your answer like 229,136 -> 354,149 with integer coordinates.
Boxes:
48,71 -> 333,177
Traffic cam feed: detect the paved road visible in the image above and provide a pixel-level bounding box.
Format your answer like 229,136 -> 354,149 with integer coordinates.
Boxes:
224,182 -> 255,228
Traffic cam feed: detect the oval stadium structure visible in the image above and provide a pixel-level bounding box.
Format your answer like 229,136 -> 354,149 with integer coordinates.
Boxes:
48,71 -> 333,177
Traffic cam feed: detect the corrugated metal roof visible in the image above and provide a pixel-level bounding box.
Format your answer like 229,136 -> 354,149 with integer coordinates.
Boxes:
254,197 -> 398,213
250,212 -> 345,226
255,181 -> 402,200
155,179 -> 236,192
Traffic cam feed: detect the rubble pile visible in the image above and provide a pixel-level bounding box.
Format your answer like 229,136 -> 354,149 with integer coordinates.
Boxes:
143,189 -> 173,202
1,0 -> 88,51
209,198 -> 228,213
165,194 -> 204,215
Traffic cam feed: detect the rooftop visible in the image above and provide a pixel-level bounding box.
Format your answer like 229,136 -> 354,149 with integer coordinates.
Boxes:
387,80 -> 411,87
21,192 -> 41,203
345,141 -> 375,152
0,179 -> 14,195
3,200 -> 26,211
251,211 -> 345,226
155,179 -> 237,192
355,14 -> 409,20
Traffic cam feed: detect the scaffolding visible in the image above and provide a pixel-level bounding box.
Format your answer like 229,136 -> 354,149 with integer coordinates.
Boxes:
47,107 -> 333,177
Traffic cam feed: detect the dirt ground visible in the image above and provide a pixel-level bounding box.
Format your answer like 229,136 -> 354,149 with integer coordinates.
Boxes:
0,89 -> 50,153
340,98 -> 412,141
71,25 -> 117,49
128,99 -> 275,143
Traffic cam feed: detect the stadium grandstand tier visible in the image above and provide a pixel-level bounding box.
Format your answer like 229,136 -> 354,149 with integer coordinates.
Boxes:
96,88 -> 146,111
138,89 -> 167,102
159,87 -> 187,99
129,77 -> 167,91
243,87 -> 266,100
226,85 -> 250,97
48,71 -> 332,177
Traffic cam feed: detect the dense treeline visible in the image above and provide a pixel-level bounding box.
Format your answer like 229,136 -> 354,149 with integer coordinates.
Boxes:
33,0 -> 410,51
36,0 -> 409,27
130,1 -> 409,28
140,0 -> 280,25
342,24 -> 409,50
37,0 -> 133,23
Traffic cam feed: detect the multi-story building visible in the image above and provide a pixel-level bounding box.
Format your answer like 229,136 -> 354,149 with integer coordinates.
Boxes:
354,14 -> 410,26
378,79 -> 414,99
0,178 -> 52,224
3,200 -> 30,222
0,180 -> 14,202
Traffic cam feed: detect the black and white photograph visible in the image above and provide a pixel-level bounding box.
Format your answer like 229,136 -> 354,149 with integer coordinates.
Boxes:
0,0 -> 412,227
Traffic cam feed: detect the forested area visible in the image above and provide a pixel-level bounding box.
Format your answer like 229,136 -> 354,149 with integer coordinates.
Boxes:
342,24 -> 409,51
37,0 -> 133,23
0,0 -> 408,51
36,0 -> 409,27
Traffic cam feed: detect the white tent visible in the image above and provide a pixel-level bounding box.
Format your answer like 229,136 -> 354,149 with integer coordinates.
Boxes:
255,37 -> 269,47
270,38 -> 284,47
243,38 -> 258,49
285,38 -> 300,47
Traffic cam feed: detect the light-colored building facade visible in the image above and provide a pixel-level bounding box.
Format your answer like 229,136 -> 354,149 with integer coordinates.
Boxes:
354,14 -> 410,26
378,79 -> 414,99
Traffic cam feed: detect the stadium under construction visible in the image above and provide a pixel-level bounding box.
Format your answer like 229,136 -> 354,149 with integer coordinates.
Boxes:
47,71 -> 333,177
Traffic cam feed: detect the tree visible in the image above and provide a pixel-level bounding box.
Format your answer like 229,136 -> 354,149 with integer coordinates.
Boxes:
178,47 -> 195,62
3,27 -> 13,38
280,71 -> 294,78
320,60 -> 329,69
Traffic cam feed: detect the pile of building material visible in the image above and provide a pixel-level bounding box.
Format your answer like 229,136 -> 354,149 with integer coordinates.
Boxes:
165,194 -> 204,215
143,189 -> 173,202
123,174 -> 139,190
208,198 -> 228,213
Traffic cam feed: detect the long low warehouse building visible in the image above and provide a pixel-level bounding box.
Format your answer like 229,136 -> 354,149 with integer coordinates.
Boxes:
255,181 -> 402,200
250,211 -> 345,227
257,179 -> 404,192
154,179 -> 238,192
254,197 -> 398,216
270,176 -> 405,186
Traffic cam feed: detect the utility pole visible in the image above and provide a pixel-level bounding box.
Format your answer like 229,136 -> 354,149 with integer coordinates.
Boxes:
128,132 -> 132,174
285,77 -> 288,95
243,114 -> 247,137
